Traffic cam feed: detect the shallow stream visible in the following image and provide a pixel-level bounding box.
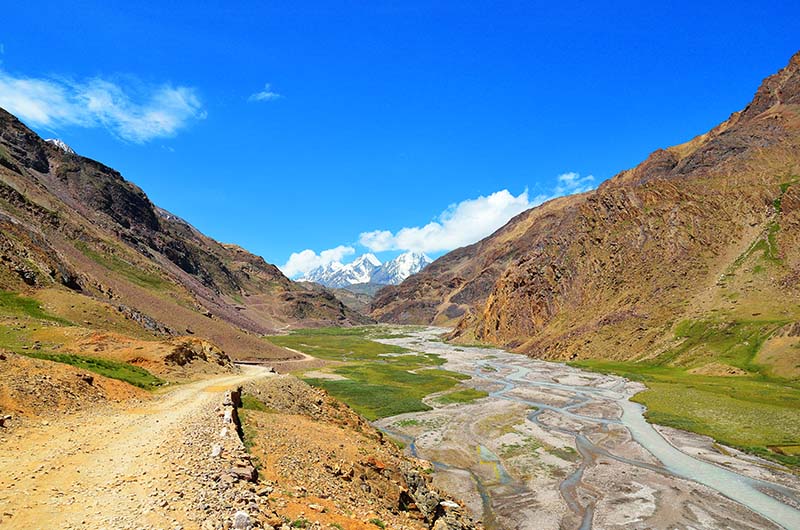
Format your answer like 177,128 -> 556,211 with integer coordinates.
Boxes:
375,328 -> 800,530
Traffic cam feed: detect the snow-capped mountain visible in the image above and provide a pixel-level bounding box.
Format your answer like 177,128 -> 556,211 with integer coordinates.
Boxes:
298,251 -> 431,288
300,253 -> 381,288
45,138 -> 76,155
371,252 -> 432,285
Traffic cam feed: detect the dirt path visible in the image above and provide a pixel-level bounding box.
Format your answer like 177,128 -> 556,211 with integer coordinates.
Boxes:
0,365 -> 273,529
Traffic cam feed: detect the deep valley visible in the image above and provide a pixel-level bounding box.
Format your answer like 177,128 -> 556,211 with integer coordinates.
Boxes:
0,29 -> 799,530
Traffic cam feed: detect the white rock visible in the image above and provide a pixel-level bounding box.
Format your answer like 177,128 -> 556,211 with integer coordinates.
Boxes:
231,510 -> 252,529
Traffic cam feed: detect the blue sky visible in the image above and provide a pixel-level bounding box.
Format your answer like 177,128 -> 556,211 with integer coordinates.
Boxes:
1,1 -> 798,277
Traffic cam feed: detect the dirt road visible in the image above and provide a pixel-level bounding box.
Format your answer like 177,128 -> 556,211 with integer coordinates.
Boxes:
0,365 -> 273,529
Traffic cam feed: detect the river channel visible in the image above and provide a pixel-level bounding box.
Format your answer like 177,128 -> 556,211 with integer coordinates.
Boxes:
374,328 -> 800,530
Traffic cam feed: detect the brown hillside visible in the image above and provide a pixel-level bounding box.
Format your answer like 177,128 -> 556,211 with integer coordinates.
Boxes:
0,110 -> 369,361
372,51 -> 800,371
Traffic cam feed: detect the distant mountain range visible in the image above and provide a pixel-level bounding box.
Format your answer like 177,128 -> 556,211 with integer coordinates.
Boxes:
299,252 -> 432,288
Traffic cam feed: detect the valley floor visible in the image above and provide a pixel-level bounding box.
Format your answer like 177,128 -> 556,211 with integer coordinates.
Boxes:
370,329 -> 800,530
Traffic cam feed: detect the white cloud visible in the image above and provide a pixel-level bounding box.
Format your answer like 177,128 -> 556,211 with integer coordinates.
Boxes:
359,173 -> 595,254
358,189 -> 536,253
554,171 -> 595,195
249,83 -> 281,102
281,245 -> 355,278
0,69 -> 205,143
283,174 -> 595,277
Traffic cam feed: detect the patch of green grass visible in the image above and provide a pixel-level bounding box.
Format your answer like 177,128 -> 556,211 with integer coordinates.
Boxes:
749,177 -> 798,263
761,221 -> 782,264
276,325 -> 416,340
22,351 -> 164,389
241,394 -> 273,412
304,375 -> 457,420
275,327 -> 473,420
435,388 -> 488,405
268,327 -> 411,361
548,445 -> 580,462
230,293 -> 245,305
778,176 -> 798,195
500,436 -> 542,459
0,291 -> 72,325
291,518 -> 309,528
657,318 -> 787,373
238,410 -> 266,471
572,359 -> 800,468
368,518 -> 386,529
728,175 -> 796,271
239,410 -> 256,451
386,435 -> 406,450
75,241 -> 170,291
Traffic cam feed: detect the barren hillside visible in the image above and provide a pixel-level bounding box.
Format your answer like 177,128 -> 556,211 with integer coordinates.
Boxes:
372,51 -> 800,376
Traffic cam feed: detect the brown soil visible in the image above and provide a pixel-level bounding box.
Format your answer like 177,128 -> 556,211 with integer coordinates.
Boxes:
241,376 -> 464,530
0,367 -> 273,529
0,350 -> 147,420
688,362 -> 748,376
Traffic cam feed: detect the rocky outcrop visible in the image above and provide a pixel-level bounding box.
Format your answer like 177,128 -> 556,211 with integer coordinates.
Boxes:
116,304 -> 175,335
216,388 -> 259,485
403,468 -> 476,529
238,375 -> 480,530
165,338 -> 234,369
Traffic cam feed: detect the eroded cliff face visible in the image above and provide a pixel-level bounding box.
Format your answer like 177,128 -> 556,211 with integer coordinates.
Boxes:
373,51 -> 800,365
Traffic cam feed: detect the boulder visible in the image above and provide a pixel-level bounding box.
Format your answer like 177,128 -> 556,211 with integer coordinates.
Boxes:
231,510 -> 252,530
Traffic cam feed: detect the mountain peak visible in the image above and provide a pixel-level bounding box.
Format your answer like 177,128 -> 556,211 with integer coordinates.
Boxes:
299,253 -> 380,288
299,251 -> 431,288
44,138 -> 76,155
353,253 -> 382,267
740,50 -> 800,121
370,252 -> 432,286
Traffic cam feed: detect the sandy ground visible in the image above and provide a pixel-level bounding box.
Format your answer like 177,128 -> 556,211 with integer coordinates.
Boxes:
0,365 -> 272,529
375,328 -> 800,530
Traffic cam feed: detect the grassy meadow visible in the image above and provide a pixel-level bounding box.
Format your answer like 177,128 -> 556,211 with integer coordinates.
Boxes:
574,360 -> 800,467
0,290 -> 164,389
24,351 -> 164,389
267,326 -> 484,420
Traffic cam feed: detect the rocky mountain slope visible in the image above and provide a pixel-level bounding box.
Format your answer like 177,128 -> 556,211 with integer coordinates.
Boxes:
300,251 -> 432,288
0,109 -> 369,361
372,51 -> 800,374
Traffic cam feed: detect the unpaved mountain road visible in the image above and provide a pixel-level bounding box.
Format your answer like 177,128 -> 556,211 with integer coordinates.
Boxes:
0,365 -> 273,529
